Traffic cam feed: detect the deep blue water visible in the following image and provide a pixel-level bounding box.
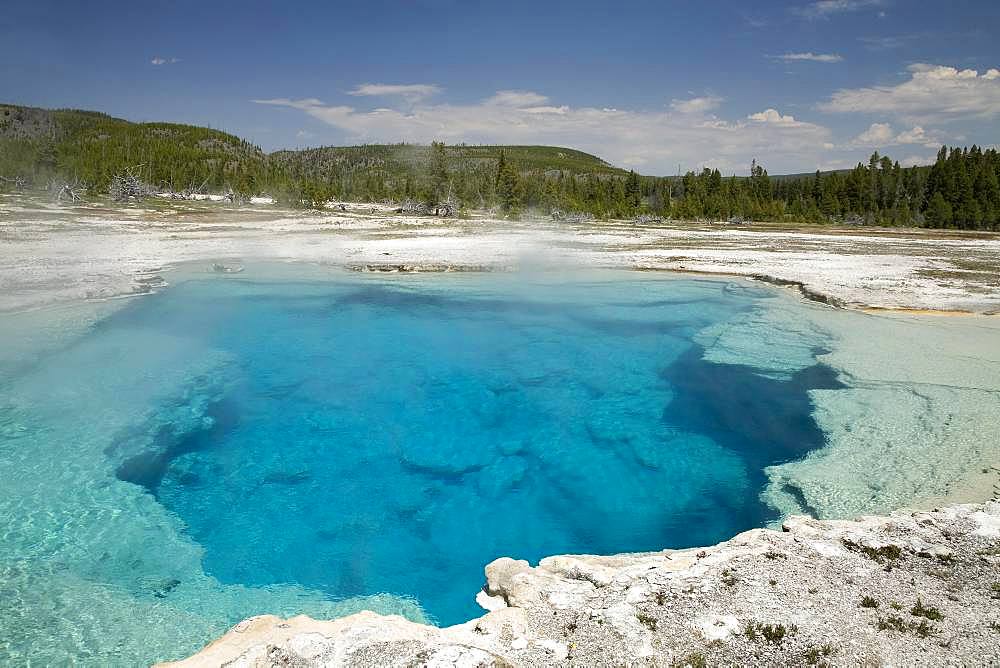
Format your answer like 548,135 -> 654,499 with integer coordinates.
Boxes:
100,270 -> 841,626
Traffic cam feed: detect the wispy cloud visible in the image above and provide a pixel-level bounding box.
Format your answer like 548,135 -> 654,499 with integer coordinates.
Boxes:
256,97 -> 327,107
771,52 -> 844,63
820,64 -> 1000,122
347,83 -> 441,102
485,90 -> 550,107
253,90 -> 833,174
670,95 -> 723,114
858,35 -> 909,50
151,57 -> 180,66
794,0 -> 886,19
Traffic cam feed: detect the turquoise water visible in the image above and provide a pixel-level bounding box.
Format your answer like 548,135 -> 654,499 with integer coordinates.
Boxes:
0,267 -> 843,663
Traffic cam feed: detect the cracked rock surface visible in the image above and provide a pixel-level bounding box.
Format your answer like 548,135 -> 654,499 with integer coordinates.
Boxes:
164,502 -> 1000,667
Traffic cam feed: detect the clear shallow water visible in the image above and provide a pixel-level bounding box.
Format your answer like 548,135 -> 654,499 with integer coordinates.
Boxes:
0,266 -> 844,663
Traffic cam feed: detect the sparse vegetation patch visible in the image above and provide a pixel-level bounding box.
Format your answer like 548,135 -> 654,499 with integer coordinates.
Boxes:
745,621 -> 797,644
910,598 -> 944,621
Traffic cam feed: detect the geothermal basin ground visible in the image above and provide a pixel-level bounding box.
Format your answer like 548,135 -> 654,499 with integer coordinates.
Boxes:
1,194 -> 999,665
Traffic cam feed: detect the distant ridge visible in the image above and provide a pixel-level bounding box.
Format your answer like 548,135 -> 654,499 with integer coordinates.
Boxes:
2,102 -> 921,184
2,102 -> 995,230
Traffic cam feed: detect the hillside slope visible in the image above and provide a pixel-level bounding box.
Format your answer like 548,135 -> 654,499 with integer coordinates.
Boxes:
268,142 -> 629,206
1,104 -> 627,205
271,143 -> 623,179
0,104 -> 267,192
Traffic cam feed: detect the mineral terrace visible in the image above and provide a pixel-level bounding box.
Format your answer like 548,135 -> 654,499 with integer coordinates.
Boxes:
164,503 -> 1000,667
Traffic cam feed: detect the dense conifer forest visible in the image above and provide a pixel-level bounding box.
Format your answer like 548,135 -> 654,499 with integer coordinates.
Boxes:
1,104 -> 997,230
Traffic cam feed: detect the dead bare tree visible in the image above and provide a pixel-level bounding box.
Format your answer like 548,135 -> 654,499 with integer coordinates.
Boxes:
223,186 -> 249,205
634,214 -> 662,225
181,178 -> 210,199
395,199 -> 429,215
0,175 -> 27,191
109,165 -> 154,202
552,210 -> 590,224
433,194 -> 458,217
47,178 -> 87,203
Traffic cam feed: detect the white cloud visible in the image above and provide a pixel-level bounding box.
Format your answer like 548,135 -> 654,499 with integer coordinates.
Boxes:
820,64 -> 1000,122
748,108 -> 804,125
253,93 -> 832,174
151,57 -> 179,66
347,83 -> 441,101
794,0 -> 885,19
850,122 -> 942,148
853,122 -> 895,144
894,126 -> 931,144
256,97 -> 327,108
670,96 -> 723,114
772,52 -> 844,63
485,90 -> 550,107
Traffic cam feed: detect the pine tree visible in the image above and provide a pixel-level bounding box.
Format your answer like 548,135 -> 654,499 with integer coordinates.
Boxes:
495,150 -> 522,215
625,170 -> 641,209
429,141 -> 448,205
925,192 -> 952,228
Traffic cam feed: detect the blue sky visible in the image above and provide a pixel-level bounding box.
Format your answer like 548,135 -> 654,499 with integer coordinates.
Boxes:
2,0 -> 998,174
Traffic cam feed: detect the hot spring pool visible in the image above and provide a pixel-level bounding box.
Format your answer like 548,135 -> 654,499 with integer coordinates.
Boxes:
3,264 -> 965,663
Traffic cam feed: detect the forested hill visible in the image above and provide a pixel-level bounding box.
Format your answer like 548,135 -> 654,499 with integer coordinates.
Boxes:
0,103 -> 267,193
271,144 -> 623,180
1,103 -> 998,231
268,143 -> 626,206
0,104 -> 620,200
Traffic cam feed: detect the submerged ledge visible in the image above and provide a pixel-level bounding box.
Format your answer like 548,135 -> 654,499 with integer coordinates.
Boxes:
164,502 -> 1000,667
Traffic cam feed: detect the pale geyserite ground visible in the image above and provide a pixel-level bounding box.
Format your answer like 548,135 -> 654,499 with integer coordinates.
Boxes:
2,193 -> 1000,314
4,194 -> 1000,667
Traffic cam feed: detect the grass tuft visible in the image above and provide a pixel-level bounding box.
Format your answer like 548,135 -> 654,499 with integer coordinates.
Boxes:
745,621 -> 797,644
803,643 -> 835,665
910,598 -> 944,621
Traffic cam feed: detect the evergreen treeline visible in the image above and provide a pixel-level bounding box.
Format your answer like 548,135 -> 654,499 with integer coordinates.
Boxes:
769,147 -> 1000,229
2,104 -> 997,230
